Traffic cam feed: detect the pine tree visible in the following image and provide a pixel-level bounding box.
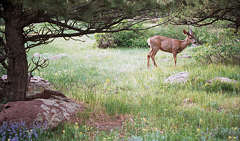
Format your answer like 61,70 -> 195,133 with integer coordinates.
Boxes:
173,0 -> 240,32
0,0 -> 183,101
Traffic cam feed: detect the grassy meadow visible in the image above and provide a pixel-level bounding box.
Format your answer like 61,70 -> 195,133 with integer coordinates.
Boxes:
26,28 -> 240,141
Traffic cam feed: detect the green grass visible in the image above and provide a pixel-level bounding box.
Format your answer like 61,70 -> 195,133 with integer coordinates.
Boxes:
27,34 -> 240,141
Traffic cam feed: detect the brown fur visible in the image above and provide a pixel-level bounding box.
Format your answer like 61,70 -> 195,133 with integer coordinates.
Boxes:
147,29 -> 196,67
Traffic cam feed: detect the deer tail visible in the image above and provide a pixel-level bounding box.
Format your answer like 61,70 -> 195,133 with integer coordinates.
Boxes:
147,38 -> 151,47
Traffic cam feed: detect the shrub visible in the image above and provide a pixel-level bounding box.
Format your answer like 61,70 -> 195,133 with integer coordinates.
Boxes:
95,23 -> 150,48
95,33 -> 116,49
192,27 -> 240,64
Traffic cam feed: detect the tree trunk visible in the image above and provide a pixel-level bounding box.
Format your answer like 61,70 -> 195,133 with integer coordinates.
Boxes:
5,13 -> 28,101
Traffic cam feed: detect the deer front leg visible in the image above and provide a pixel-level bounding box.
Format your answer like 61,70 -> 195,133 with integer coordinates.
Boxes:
147,54 -> 151,68
147,48 -> 153,68
173,53 -> 177,67
151,48 -> 159,67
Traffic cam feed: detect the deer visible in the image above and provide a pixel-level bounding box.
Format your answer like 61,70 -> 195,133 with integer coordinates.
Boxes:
147,29 -> 197,68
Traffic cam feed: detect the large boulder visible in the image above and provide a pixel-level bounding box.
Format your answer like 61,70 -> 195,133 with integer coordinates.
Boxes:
0,75 -> 85,129
164,72 -> 190,84
0,90 -> 85,129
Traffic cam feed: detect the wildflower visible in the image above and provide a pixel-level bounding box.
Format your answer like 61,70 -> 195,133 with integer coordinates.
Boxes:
197,128 -> 200,132
228,136 -> 232,139
234,136 -> 236,139
199,119 -> 203,123
62,130 -> 65,134
234,127 -> 238,130
143,118 -> 146,122
105,78 -> 110,84
74,122 -> 79,129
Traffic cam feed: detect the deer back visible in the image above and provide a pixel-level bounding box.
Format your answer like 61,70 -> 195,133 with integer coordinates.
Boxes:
148,35 -> 182,53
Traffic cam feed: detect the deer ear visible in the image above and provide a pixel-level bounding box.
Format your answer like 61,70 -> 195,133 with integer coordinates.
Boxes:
183,29 -> 188,34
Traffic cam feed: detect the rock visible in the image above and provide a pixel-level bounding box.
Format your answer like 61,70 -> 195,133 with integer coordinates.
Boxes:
0,91 -> 85,129
48,53 -> 67,60
207,77 -> 238,84
27,76 -> 52,97
179,54 -> 192,58
32,53 -> 67,60
1,75 -> 52,98
0,75 -> 83,129
33,52 -> 41,57
164,72 -> 190,84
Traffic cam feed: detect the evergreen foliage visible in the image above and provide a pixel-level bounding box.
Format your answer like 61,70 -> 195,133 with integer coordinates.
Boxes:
173,0 -> 240,32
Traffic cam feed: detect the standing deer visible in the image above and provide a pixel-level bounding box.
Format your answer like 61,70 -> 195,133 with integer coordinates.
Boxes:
147,29 -> 197,68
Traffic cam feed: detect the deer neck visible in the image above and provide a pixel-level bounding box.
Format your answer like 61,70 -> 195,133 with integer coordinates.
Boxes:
180,37 -> 191,50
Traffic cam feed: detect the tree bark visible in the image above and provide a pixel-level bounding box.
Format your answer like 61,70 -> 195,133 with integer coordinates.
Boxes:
4,8 -> 28,101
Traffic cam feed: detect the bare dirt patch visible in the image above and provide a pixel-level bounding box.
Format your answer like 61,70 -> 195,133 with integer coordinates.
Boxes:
71,110 -> 130,131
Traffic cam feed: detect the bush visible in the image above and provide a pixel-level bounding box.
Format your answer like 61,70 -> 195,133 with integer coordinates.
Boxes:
192,27 -> 240,64
95,23 -> 150,48
95,33 -> 116,49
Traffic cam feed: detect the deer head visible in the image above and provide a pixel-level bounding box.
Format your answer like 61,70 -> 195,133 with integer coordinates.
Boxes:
183,29 -> 197,44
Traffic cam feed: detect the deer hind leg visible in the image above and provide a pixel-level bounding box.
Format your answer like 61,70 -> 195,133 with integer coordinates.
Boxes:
173,53 -> 177,67
151,48 -> 159,67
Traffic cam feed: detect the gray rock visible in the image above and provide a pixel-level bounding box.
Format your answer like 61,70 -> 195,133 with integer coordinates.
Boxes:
37,97 -> 82,128
208,77 -> 238,84
1,75 -> 52,97
28,76 -> 52,97
33,52 -> 41,57
32,53 -> 67,60
179,54 -> 192,58
164,72 -> 190,84
48,53 -> 67,60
